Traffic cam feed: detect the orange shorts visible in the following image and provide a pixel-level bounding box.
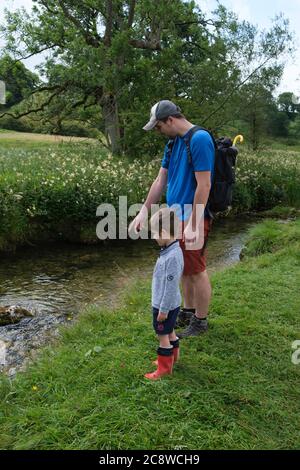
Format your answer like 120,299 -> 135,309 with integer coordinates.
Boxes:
179,218 -> 212,275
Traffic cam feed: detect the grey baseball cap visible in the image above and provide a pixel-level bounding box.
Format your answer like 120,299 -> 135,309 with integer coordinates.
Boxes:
143,100 -> 181,131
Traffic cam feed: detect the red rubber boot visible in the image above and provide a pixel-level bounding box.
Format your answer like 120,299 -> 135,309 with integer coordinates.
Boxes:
172,345 -> 180,362
153,339 -> 179,365
145,350 -> 174,380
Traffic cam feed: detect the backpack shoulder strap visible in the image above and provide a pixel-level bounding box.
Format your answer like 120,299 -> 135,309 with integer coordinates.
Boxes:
165,138 -> 175,165
183,125 -> 217,164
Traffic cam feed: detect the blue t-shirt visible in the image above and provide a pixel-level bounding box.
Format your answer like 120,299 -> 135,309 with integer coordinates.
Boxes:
161,129 -> 215,220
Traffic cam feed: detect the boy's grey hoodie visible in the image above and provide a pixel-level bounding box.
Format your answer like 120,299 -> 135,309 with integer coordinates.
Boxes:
152,241 -> 184,313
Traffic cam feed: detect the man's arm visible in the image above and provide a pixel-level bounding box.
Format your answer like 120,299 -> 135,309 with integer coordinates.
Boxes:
144,167 -> 168,209
129,167 -> 168,233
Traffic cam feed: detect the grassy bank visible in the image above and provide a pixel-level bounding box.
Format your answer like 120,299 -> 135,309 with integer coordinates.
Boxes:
0,218 -> 299,450
0,135 -> 299,251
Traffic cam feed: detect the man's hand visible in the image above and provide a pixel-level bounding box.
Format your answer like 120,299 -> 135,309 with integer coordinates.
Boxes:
183,222 -> 197,244
157,311 -> 168,322
182,171 -> 210,249
183,219 -> 204,250
128,205 -> 148,234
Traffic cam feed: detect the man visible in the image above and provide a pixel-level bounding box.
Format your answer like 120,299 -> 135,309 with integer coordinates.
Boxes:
130,100 -> 215,338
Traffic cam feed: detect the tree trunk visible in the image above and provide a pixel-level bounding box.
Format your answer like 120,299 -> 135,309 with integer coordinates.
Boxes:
102,93 -> 121,155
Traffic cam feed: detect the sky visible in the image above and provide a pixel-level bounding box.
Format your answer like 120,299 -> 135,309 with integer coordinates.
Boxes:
0,0 -> 299,99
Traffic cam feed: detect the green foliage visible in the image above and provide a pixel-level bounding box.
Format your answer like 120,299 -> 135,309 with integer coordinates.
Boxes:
0,114 -> 31,132
289,115 -> 300,140
0,54 -> 39,108
233,148 -> 300,212
278,92 -> 300,120
258,206 -> 299,219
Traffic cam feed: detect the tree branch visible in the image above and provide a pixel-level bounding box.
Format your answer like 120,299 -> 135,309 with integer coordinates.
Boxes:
30,84 -> 75,97
127,0 -> 136,28
175,19 -> 217,27
202,56 -> 273,124
104,0 -> 113,46
129,39 -> 161,50
57,0 -> 101,48
11,45 -> 58,64
0,89 -> 63,119
39,0 -> 59,16
186,40 -> 208,53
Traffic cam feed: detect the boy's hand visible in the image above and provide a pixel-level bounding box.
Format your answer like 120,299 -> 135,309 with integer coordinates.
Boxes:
157,311 -> 168,322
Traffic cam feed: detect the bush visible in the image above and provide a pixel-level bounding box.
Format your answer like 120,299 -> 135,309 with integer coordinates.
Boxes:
232,148 -> 300,213
60,121 -> 95,138
0,115 -> 31,132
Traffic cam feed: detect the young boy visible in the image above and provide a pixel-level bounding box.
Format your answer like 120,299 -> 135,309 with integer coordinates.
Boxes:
145,208 -> 184,380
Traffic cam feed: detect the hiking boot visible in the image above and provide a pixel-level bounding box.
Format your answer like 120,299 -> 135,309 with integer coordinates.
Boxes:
177,315 -> 208,339
175,309 -> 194,328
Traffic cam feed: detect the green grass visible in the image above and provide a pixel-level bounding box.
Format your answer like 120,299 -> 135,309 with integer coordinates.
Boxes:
0,219 -> 299,450
0,129 -> 97,149
240,218 -> 300,258
263,138 -> 300,153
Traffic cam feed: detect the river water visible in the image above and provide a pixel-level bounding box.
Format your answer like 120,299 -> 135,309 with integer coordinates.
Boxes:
0,217 -> 256,376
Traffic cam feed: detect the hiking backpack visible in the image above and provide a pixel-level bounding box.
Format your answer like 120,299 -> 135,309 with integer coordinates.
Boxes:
166,125 -> 238,213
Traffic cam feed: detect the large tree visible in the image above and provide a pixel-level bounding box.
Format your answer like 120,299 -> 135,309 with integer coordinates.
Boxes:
0,1 -> 293,154
2,0 -> 193,153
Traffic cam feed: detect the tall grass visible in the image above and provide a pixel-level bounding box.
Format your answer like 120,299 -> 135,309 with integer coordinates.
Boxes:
0,141 -> 299,251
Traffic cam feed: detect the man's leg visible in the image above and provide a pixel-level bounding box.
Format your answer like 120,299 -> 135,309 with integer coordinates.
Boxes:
181,274 -> 195,309
177,270 -> 211,338
176,274 -> 195,327
178,217 -> 212,330
182,270 -> 211,316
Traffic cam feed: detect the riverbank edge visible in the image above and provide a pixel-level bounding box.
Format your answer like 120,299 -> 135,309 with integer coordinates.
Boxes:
1,206 -> 298,254
0,217 -> 299,449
